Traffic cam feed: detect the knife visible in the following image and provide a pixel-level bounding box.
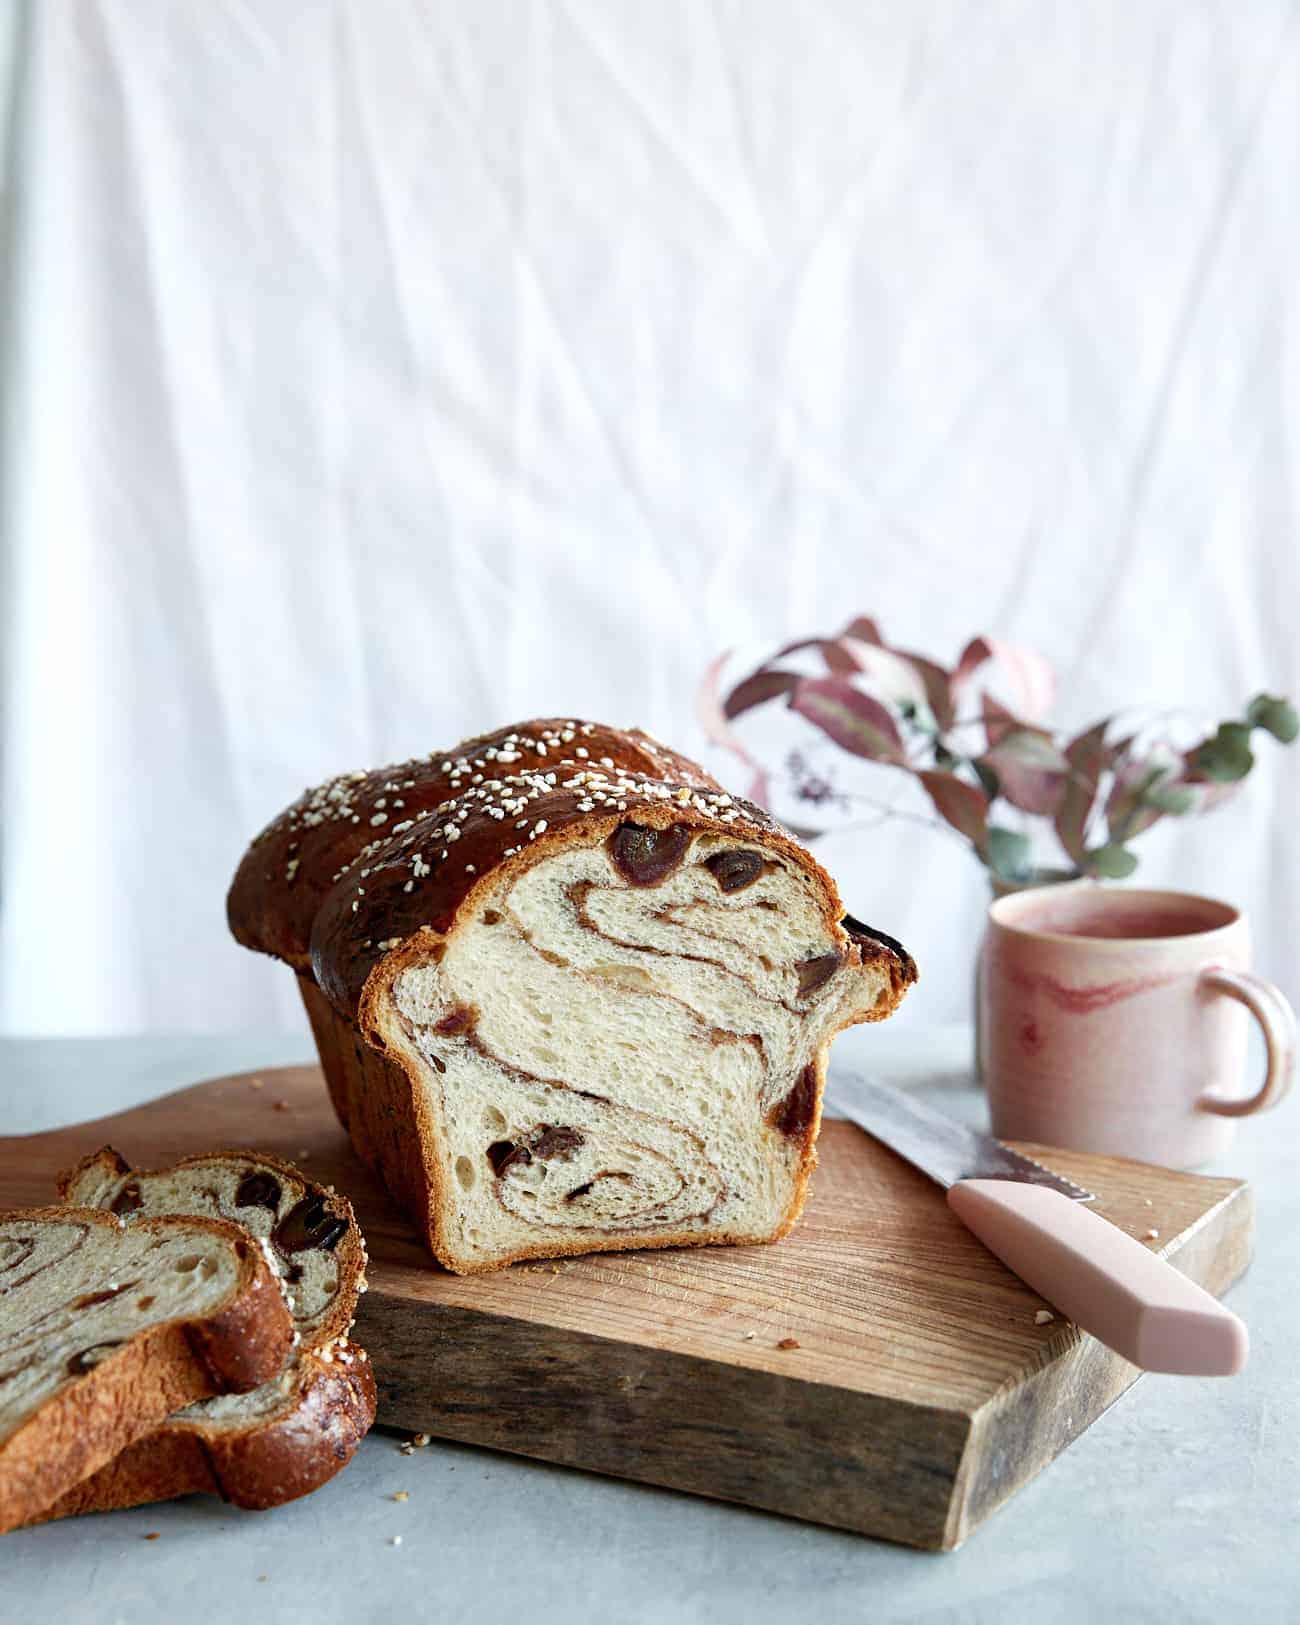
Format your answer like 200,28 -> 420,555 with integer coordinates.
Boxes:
825,1074 -> 1248,1377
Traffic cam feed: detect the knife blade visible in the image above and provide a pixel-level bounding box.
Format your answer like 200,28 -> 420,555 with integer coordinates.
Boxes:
825,1072 -> 1248,1378
825,1074 -> 1095,1202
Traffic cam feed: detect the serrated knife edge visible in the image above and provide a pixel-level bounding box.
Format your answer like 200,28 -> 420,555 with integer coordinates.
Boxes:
825,1074 -> 1095,1203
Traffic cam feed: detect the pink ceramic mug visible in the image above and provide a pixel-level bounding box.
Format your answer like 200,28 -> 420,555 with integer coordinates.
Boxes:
980,884 -> 1296,1168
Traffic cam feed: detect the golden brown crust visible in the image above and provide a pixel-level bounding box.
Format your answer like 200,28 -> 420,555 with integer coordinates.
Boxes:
227,720 -> 713,972
309,752 -> 910,1022
31,1345 -> 377,1520
298,978 -> 441,1250
0,1207 -> 292,1534
54,1146 -> 134,1197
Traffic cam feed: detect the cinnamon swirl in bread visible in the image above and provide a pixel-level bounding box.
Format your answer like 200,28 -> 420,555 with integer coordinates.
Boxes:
230,720 -> 915,1273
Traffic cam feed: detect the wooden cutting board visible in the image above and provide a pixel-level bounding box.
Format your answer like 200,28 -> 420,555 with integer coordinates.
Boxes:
0,1064 -> 1252,1550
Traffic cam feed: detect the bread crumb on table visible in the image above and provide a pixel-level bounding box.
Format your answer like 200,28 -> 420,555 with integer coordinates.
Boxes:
391,1491 -> 409,1502
389,1536 -> 403,1547
248,1077 -> 264,1090
274,1100 -> 291,1112
776,1337 -> 800,1351
1034,1309 -> 1054,1325
1144,1228 -> 1160,1240
142,1532 -> 161,1541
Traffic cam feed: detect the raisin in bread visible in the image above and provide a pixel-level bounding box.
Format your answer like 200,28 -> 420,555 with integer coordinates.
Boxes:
36,1148 -> 376,1517
0,1207 -> 292,1533
230,719 -> 916,1274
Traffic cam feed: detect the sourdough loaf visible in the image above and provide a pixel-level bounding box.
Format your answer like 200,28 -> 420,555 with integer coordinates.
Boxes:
36,1148 -> 376,1516
0,1206 -> 292,1533
230,719 -> 916,1273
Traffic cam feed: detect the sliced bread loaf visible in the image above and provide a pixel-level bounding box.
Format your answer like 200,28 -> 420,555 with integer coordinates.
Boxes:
229,719 -> 916,1273
0,1206 -> 292,1533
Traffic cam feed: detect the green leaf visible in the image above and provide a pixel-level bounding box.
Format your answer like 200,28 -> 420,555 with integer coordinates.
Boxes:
1142,783 -> 1195,815
987,826 -> 1033,883
1246,693 -> 1299,744
1193,722 -> 1255,782
1085,842 -> 1139,879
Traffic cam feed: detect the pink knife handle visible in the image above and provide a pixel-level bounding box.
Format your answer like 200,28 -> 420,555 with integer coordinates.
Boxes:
947,1179 -> 1248,1376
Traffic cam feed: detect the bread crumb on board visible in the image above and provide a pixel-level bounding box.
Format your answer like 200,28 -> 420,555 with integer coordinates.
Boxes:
1144,1228 -> 1160,1241
776,1337 -> 800,1351
1034,1309 -> 1055,1325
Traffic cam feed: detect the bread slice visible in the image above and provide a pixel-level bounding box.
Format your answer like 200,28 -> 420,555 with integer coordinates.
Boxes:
33,1148 -> 376,1517
308,759 -> 916,1274
0,1206 -> 292,1533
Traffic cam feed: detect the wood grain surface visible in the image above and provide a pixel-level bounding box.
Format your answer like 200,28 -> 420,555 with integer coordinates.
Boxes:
0,1064 -> 1253,1549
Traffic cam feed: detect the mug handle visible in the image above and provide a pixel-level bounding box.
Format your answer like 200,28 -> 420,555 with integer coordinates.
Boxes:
1197,967 -> 1296,1118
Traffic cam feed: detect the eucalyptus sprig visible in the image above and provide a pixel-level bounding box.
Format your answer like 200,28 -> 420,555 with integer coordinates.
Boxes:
696,619 -> 1296,887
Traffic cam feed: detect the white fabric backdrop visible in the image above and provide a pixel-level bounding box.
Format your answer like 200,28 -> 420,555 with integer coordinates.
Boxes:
1,0 -> 1297,1038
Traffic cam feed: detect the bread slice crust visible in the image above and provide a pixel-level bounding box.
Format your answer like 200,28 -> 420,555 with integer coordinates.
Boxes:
0,1207 -> 292,1533
32,1345 -> 376,1519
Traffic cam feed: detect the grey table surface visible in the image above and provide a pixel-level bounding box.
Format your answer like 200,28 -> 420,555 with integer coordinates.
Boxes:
0,1026 -> 1296,1625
